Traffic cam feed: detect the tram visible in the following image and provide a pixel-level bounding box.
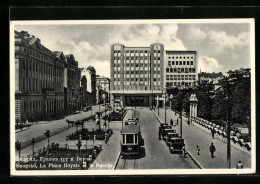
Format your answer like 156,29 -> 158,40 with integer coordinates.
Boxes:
121,115 -> 143,156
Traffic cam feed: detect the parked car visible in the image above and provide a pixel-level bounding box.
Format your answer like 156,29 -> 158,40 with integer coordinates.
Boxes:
169,138 -> 185,154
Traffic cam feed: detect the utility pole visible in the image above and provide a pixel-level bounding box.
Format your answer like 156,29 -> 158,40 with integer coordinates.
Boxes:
226,80 -> 231,169
180,110 -> 183,138
165,94 -> 167,124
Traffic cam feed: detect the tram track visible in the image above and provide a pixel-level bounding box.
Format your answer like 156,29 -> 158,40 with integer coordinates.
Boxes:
117,157 -> 138,170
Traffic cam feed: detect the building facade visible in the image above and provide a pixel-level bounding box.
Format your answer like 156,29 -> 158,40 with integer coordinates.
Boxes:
198,72 -> 224,90
110,43 -> 164,107
15,30 -> 65,122
96,75 -> 110,103
165,51 -> 198,89
80,66 -> 96,105
64,54 -> 81,112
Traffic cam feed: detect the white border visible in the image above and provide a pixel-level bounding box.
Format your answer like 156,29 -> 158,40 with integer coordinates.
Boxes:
10,19 -> 256,176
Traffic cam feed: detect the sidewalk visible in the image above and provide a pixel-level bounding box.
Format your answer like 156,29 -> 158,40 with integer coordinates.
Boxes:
151,108 -> 251,169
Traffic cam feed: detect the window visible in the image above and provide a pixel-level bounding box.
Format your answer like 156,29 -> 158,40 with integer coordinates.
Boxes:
176,61 -> 178,65
168,57 -> 171,59
166,68 -> 169,73
183,61 -> 186,65
180,57 -> 182,59
180,61 -> 182,65
136,64 -> 139,67
168,61 -> 171,66
187,61 -> 189,65
176,57 -> 178,59
191,61 -> 193,65
170,68 -> 173,73
172,61 -> 175,65
126,135 -> 134,143
174,68 -> 177,72
184,57 -> 185,59
172,57 -> 174,59
191,57 -> 193,59
154,78 -> 156,81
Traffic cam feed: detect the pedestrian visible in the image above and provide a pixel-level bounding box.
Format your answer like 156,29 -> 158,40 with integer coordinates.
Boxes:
182,144 -> 187,158
211,129 -> 215,139
196,145 -> 200,155
170,119 -> 173,126
176,118 -> 179,125
236,160 -> 244,169
158,129 -> 161,140
105,133 -> 108,144
187,119 -> 190,126
209,142 -> 216,158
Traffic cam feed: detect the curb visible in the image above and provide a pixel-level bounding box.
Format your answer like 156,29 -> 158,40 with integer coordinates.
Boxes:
187,151 -> 204,169
113,152 -> 121,170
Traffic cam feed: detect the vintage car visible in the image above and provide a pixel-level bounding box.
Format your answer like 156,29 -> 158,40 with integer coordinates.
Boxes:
169,137 -> 185,154
162,128 -> 176,140
165,132 -> 180,146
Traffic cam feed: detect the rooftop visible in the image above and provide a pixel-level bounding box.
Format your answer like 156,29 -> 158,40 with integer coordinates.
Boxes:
122,124 -> 140,134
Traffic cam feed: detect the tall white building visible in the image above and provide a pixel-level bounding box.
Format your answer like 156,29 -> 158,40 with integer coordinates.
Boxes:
165,51 -> 198,88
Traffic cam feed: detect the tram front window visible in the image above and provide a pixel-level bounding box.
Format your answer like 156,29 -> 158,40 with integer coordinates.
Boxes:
126,134 -> 134,143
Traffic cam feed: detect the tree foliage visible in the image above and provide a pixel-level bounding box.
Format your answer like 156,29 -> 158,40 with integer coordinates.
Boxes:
168,68 -> 251,126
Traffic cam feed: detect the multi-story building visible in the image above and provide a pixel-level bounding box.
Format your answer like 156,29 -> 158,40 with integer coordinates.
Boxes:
165,51 -> 198,89
198,71 -> 224,90
96,75 -> 110,103
80,66 -> 96,105
110,43 -> 164,107
15,30 -> 65,122
64,54 -> 81,112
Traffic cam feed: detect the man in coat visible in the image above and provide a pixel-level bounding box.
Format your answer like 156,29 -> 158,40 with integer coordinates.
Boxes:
209,142 -> 216,158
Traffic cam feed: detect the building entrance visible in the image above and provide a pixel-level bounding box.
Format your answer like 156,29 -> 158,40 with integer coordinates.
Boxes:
125,96 -> 149,106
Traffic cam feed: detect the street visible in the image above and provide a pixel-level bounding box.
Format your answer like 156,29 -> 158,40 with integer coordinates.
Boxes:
16,106 -> 251,169
116,107 -> 197,169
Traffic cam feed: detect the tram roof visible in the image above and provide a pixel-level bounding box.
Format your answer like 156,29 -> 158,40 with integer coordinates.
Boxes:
122,124 -> 140,134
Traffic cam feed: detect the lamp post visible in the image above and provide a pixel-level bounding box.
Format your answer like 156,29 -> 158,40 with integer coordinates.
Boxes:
225,79 -> 231,169
157,95 -> 159,117
162,89 -> 167,124
180,108 -> 184,138
44,130 -> 50,154
170,94 -> 173,111
15,140 -> 21,160
76,134 -> 82,156
31,137 -> 36,157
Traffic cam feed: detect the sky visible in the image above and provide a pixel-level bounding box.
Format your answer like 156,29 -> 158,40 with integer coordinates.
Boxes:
14,22 -> 251,78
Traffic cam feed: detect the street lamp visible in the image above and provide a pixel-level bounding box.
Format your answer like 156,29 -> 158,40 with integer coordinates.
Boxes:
180,108 -> 184,138
31,137 -> 36,157
44,130 -> 50,154
162,89 -> 168,124
15,140 -> 21,160
169,94 -> 173,111
76,134 -> 82,156
157,95 -> 159,117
